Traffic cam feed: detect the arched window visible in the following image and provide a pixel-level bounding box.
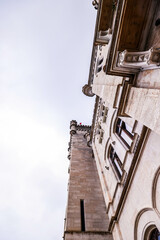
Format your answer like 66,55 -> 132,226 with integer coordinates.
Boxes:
109,145 -> 123,179
115,118 -> 134,148
149,228 -> 160,240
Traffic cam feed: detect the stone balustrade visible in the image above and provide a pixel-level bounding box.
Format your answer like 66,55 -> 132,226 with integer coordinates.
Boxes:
117,48 -> 160,70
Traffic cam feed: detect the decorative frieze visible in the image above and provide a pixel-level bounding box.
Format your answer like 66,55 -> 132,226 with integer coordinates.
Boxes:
117,48 -> 160,70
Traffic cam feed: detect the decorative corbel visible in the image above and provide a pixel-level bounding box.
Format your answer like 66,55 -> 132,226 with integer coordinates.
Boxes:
82,84 -> 95,97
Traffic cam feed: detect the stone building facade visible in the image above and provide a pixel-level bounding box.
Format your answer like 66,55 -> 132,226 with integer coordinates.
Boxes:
64,0 -> 160,240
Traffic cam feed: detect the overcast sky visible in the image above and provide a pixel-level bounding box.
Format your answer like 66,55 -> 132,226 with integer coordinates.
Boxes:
0,0 -> 96,239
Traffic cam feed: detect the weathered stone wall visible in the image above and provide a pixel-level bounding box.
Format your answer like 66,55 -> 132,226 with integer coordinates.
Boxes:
65,232 -> 113,240
136,69 -> 160,89
91,44 -> 123,108
64,130 -> 112,240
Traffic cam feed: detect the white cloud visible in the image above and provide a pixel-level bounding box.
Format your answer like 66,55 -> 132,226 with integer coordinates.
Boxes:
0,0 -> 96,239
0,108 -> 69,239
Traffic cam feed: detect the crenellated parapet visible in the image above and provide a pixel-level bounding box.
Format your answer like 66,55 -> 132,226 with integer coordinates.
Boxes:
68,121 -> 92,160
70,120 -> 91,135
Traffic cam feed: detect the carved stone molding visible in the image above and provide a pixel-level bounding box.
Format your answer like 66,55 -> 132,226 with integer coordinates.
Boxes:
134,208 -> 154,240
117,48 -> 160,70
82,84 -> 95,97
96,28 -> 112,44
152,167 -> 160,216
84,132 -> 92,147
92,0 -> 99,10
70,120 -> 77,135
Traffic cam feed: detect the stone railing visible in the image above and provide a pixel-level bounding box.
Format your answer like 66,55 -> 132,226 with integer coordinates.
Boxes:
117,48 -> 160,70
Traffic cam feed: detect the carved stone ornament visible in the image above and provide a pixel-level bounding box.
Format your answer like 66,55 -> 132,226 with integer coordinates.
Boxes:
70,120 -> 77,135
92,0 -> 99,10
84,132 -> 92,147
97,28 -> 112,44
82,84 -> 95,97
117,48 -> 160,70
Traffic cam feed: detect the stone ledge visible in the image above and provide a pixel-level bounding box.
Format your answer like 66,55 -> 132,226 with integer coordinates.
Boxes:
64,230 -> 111,235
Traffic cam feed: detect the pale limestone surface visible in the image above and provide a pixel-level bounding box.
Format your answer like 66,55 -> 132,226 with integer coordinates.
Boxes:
136,69 -> 160,89
92,84 -> 119,107
91,84 -> 160,240
91,44 -> 123,108
116,131 -> 160,240
125,87 -> 160,134
92,102 -> 145,224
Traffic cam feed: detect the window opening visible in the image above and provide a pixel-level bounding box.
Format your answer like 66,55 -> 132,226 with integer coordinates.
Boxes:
116,118 -> 134,148
99,130 -> 104,143
95,57 -> 103,74
149,228 -> 160,240
97,66 -> 102,72
109,145 -> 123,179
80,200 -> 85,231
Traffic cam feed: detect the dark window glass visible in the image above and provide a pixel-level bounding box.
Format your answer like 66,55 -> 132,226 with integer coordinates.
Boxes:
109,145 -> 123,179
80,200 -> 85,231
149,228 -> 160,240
96,57 -> 103,74
97,66 -> 102,72
99,58 -> 103,65
116,118 -> 133,148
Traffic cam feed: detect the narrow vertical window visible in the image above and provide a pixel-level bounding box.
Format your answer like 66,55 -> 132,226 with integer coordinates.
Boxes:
80,199 -> 85,231
116,118 -> 134,148
109,145 -> 123,179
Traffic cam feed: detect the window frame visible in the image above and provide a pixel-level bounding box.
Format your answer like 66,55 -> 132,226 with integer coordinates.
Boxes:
115,118 -> 134,149
108,145 -> 123,180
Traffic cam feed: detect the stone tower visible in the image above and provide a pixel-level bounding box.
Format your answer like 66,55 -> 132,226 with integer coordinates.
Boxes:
63,120 -> 112,240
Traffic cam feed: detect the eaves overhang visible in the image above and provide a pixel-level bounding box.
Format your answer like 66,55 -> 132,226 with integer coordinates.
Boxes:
105,0 -> 159,76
